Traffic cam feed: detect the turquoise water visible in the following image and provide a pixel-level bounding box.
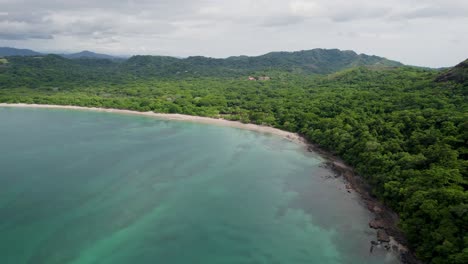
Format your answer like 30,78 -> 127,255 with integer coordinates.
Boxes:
0,108 -> 399,264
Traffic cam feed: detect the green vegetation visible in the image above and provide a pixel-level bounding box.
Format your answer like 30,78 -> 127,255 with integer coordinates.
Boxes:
0,58 -> 7,64
0,52 -> 467,264
0,48 -> 400,85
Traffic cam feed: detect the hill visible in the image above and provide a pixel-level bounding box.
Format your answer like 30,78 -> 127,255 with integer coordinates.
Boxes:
61,50 -> 120,60
0,47 -> 42,56
436,59 -> 468,85
0,47 -> 402,74
0,47 -> 120,60
123,49 -> 402,76
0,48 -> 404,86
225,49 -> 402,73
0,47 -> 402,75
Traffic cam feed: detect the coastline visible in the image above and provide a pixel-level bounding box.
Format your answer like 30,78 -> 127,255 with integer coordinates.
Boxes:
0,103 -> 305,145
0,103 -> 418,263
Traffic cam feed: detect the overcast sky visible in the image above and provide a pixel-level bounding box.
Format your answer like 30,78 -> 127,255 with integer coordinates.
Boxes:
0,0 -> 467,67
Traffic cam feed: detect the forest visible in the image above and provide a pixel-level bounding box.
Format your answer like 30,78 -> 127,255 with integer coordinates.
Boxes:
0,53 -> 467,264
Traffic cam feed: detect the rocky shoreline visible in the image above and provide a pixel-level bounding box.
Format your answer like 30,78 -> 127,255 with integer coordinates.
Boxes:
308,142 -> 422,264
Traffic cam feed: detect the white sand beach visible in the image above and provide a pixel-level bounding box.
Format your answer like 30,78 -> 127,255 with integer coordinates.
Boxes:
0,103 -> 306,144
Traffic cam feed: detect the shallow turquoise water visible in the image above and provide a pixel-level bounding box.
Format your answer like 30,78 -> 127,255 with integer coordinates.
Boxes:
0,108 -> 399,264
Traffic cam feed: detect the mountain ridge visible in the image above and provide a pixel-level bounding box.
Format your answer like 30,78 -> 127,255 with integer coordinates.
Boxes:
0,47 -> 42,56
0,47 -> 121,60
60,50 -> 121,60
0,47 -> 401,70
121,48 -> 403,76
0,47 -> 405,78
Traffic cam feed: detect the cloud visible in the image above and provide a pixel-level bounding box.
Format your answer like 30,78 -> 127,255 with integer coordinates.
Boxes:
0,0 -> 466,67
261,15 -> 305,27
0,20 -> 54,40
398,5 -> 468,20
330,6 -> 392,22
0,32 -> 53,40
289,0 -> 322,16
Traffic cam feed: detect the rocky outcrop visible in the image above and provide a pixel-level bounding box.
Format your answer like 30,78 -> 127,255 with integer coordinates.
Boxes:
377,230 -> 390,242
369,219 -> 386,229
307,142 -> 421,263
319,158 -> 418,262
435,59 -> 468,84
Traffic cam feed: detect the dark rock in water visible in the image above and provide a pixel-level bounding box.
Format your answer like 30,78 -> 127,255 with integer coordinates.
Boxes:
309,140 -> 419,262
377,230 -> 390,242
369,219 -> 386,229
366,202 -> 383,214
345,183 -> 352,193
372,206 -> 383,214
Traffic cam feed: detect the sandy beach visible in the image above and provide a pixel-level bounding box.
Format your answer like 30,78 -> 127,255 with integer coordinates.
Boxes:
0,103 -> 306,145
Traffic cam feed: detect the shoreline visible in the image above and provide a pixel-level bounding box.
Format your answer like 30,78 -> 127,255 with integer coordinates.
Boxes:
0,103 -> 306,145
0,103 -> 417,263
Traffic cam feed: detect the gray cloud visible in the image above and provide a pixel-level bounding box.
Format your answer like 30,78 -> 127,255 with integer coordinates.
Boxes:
331,7 -> 392,22
0,32 -> 53,40
398,5 -> 468,20
0,0 -> 466,67
261,15 -> 306,27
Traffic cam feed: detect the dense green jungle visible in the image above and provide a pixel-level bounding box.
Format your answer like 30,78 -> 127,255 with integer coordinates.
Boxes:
0,49 -> 467,263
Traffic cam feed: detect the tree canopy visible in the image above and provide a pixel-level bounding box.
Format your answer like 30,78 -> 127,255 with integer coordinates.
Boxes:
0,53 -> 467,264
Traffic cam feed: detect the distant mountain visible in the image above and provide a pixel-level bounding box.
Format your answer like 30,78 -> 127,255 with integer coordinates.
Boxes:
0,48 -> 405,83
0,47 -> 119,60
123,48 -> 403,76
435,59 -> 468,84
0,47 -> 42,57
1,47 -> 401,73
225,49 -> 403,73
61,50 -> 119,60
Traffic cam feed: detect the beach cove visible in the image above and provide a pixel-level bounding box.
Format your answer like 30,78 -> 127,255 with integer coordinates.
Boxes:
0,105 -> 401,264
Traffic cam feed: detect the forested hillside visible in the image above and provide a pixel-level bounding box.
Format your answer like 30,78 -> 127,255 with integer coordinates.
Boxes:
0,51 -> 466,263
0,48 -> 400,85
